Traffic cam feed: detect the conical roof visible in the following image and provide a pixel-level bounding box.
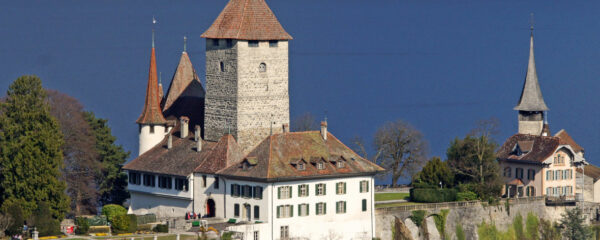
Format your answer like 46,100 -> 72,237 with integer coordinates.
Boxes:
201,0 -> 292,40
163,51 -> 202,112
514,33 -> 549,112
137,47 -> 167,124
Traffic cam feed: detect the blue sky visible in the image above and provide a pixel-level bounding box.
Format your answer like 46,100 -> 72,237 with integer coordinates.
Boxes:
1,1 -> 599,184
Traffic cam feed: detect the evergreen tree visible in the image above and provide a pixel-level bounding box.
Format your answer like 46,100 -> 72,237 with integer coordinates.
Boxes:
560,207 -> 592,240
412,157 -> 454,188
0,75 -> 69,220
84,111 -> 130,205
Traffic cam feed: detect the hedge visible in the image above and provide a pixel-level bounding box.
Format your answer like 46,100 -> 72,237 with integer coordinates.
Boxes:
410,188 -> 457,203
102,204 -> 127,222
137,214 -> 157,224
89,226 -> 111,234
127,214 -> 138,233
75,217 -> 90,234
153,224 -> 168,233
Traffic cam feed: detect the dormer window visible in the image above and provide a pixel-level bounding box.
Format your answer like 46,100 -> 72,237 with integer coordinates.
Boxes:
242,157 -> 258,171
336,161 -> 345,168
298,162 -> 305,171
317,162 -> 324,170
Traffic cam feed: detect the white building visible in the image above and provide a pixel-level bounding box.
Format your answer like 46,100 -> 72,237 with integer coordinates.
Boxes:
123,0 -> 384,239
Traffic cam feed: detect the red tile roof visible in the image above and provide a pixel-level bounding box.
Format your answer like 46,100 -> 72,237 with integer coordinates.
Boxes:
507,178 -> 524,186
497,134 -> 560,163
201,0 -> 293,40
195,134 -> 243,174
137,48 -> 167,125
555,129 -> 584,153
576,165 -> 600,180
217,131 -> 385,181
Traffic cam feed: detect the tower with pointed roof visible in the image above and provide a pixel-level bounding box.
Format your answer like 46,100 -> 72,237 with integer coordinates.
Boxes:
137,31 -> 169,156
202,0 -> 293,153
514,29 -> 548,136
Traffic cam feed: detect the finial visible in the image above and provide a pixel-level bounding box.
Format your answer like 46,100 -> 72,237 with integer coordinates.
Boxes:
183,36 -> 187,52
152,17 -> 157,48
529,13 -> 534,34
324,110 -> 328,123
159,72 -> 162,84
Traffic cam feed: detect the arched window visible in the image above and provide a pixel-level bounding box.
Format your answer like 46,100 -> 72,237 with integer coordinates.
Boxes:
259,63 -> 266,72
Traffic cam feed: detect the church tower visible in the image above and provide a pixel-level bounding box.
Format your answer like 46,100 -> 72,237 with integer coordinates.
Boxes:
514,29 -> 549,136
137,31 -> 168,156
201,0 -> 293,153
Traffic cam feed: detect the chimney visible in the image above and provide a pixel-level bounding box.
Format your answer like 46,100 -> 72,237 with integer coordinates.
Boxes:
195,125 -> 201,141
282,123 -> 289,133
195,125 -> 202,152
320,121 -> 327,140
541,123 -> 550,137
167,134 -> 173,149
180,116 -> 189,138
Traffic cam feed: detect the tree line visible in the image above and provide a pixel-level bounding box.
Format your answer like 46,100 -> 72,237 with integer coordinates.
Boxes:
0,75 -> 129,236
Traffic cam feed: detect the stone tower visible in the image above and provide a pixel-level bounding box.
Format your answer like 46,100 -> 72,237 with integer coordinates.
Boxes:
514,30 -> 548,136
201,0 -> 293,153
137,33 -> 168,156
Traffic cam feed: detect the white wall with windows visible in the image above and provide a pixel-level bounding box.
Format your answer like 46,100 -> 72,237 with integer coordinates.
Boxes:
224,179 -> 270,224
193,173 -> 226,218
127,170 -> 193,199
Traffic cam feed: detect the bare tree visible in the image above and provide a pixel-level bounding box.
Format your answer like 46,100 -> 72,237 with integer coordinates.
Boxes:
46,90 -> 101,215
373,120 -> 428,187
0,212 -> 12,238
291,112 -> 318,132
468,117 -> 499,184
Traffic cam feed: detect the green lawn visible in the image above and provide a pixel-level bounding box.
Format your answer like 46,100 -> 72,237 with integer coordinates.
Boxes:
374,192 -> 410,202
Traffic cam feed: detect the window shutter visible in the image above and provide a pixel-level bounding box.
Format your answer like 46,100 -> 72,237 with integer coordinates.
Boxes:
315,184 -> 319,195
290,205 -> 293,217
278,187 -> 281,199
307,204 -> 309,216
362,199 -> 367,211
336,183 -> 339,194
231,184 -> 234,195
366,181 -> 369,192
306,185 -> 309,196
289,187 -> 292,198
360,181 -> 363,192
298,185 -> 301,197
324,184 -> 327,195
316,203 -> 318,215
344,182 -> 346,194
344,201 -> 346,213
324,203 -> 327,214
298,204 -> 301,216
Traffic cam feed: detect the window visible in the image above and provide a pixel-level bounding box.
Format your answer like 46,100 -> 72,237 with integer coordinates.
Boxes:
214,177 -> 219,189
317,162 -> 324,170
143,174 -> 155,187
277,205 -> 293,218
242,185 -> 253,198
555,170 -> 562,180
234,204 -> 240,217
527,169 -> 535,180
516,168 -> 523,179
362,199 -> 367,212
212,39 -> 219,46
336,182 -> 346,195
129,172 -> 141,185
360,180 -> 369,193
254,231 -> 259,240
337,161 -> 345,168
504,167 -> 511,177
253,186 -> 263,199
269,40 -> 278,47
231,184 -> 241,197
336,201 -> 346,214
227,39 -> 233,48
202,175 -> 207,187
175,178 -> 188,191
150,125 -> 155,133
557,187 -> 562,196
316,183 -> 326,196
316,202 -> 326,215
278,186 -> 292,199
546,170 -> 553,181
526,186 -> 535,197
259,63 -> 266,72
249,40 -> 259,47
298,203 -> 309,217
254,205 -> 260,219
297,162 -> 305,171
280,226 -> 289,239
220,61 -> 224,72
158,176 -> 172,189
298,184 -> 309,197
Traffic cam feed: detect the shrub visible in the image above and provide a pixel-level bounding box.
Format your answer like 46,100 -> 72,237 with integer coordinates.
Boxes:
1,201 -> 25,236
137,224 -> 152,231
513,213 -> 524,240
126,214 -> 137,233
221,232 -> 234,240
540,219 -> 561,240
456,191 -> 478,201
153,224 -> 168,233
101,204 -> 127,222
410,188 -> 457,203
31,202 -> 61,237
525,212 -> 539,240
432,209 -> 449,239
136,214 -> 157,224
87,215 -> 108,226
111,214 -> 130,233
455,224 -> 465,240
75,217 -> 90,235
89,226 -> 111,234
409,210 -> 427,227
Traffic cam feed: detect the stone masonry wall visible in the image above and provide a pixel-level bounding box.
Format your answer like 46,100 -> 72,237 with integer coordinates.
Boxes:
204,39 -> 239,142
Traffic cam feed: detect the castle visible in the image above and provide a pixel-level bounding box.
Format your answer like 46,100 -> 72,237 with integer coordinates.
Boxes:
123,0 -> 383,239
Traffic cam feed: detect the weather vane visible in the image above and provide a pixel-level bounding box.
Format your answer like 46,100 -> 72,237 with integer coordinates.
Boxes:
529,13 -> 534,33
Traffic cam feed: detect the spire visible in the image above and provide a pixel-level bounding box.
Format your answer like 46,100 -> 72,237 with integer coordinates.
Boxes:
137,30 -> 167,125
201,0 -> 293,40
162,50 -> 203,112
514,27 -> 549,112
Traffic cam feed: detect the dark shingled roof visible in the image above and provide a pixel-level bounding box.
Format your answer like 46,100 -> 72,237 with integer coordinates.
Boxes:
195,134 -> 243,174
497,134 -> 560,163
576,165 -> 600,180
137,47 -> 167,125
201,0 -> 293,40
163,52 -> 204,112
123,127 -> 217,176
555,129 -> 584,153
217,131 -> 385,181
514,33 -> 549,112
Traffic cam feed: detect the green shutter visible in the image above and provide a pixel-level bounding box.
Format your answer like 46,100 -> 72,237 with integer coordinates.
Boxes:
316,203 -> 318,215
289,186 -> 292,198
362,199 -> 367,211
344,182 -> 346,194
307,204 -> 310,216
366,181 -> 369,192
278,187 -> 281,199
315,184 -> 318,195
306,185 -> 309,197
324,203 -> 327,214
298,185 -> 301,197
290,205 -> 294,217
336,183 -> 339,194
324,184 -> 327,195
298,204 -> 301,216
344,201 -> 346,213
277,206 -> 280,218
359,181 -> 363,192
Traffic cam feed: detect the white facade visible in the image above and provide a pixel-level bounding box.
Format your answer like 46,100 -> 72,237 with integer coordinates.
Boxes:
127,171 -> 194,218
138,125 -> 170,156
225,176 -> 376,240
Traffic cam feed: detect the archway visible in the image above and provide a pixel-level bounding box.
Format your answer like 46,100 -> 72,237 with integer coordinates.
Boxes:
206,199 -> 216,218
